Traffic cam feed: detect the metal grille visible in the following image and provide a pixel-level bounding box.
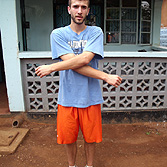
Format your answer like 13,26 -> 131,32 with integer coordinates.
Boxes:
85,5 -> 102,26
55,4 -> 102,28
105,0 -> 152,44
55,5 -> 71,28
21,57 -> 167,112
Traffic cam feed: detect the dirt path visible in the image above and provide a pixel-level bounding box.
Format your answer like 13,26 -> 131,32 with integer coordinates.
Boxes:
0,118 -> 167,167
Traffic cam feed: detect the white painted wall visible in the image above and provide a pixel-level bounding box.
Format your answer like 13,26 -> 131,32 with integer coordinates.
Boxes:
0,0 -> 25,112
25,0 -> 53,51
16,0 -> 24,51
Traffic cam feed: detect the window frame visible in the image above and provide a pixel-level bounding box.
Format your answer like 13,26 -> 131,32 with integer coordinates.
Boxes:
104,0 -> 153,45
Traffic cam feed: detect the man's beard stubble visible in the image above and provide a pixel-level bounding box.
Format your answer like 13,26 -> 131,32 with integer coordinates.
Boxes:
71,15 -> 86,25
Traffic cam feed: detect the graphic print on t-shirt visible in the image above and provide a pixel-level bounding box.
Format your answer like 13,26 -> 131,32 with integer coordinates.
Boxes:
68,40 -> 87,55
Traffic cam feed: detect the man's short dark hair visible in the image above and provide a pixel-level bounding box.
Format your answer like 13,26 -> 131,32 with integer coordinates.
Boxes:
68,0 -> 90,7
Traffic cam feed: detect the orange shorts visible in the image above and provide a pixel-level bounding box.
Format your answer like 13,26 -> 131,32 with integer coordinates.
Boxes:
57,104 -> 102,144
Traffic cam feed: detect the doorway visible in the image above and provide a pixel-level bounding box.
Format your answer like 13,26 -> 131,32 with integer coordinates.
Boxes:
53,0 -> 104,29
0,31 -> 10,115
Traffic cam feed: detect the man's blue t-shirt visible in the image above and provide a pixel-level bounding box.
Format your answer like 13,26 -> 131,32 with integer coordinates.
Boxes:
50,25 -> 104,108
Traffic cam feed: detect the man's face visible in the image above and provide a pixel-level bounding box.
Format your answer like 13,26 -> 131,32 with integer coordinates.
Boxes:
68,0 -> 90,25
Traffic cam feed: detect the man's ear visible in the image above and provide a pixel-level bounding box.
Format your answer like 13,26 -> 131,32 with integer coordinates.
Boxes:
87,8 -> 90,16
68,6 -> 71,14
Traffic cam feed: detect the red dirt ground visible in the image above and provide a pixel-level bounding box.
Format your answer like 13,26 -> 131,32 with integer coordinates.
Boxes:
0,116 -> 167,167
0,82 -> 9,115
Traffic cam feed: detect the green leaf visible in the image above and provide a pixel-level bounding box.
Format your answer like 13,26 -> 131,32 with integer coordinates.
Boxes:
146,132 -> 150,135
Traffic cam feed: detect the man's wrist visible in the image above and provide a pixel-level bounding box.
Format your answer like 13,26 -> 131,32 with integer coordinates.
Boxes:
101,72 -> 108,82
50,64 -> 55,73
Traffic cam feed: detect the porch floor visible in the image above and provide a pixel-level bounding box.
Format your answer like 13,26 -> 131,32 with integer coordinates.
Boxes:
0,82 -> 10,115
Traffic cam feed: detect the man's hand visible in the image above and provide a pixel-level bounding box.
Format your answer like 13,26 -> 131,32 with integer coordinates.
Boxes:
35,65 -> 52,78
105,74 -> 122,88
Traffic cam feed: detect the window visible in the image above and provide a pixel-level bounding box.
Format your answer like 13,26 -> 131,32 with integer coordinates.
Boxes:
105,0 -> 152,45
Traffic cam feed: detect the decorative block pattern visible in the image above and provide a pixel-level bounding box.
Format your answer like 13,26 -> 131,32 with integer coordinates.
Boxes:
22,59 -> 59,112
99,57 -> 167,111
21,58 -> 167,112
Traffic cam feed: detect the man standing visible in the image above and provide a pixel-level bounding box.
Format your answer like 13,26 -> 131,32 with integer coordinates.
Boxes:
36,0 -> 122,166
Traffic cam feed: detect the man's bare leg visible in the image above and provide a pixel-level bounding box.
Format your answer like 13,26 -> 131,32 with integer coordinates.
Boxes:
65,142 -> 77,166
84,140 -> 95,166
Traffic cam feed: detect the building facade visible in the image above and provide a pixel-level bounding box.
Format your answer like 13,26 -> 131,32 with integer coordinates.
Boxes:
0,0 -> 167,113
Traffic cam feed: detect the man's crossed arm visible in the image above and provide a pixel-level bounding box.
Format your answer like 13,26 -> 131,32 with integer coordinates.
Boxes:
35,52 -> 122,87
